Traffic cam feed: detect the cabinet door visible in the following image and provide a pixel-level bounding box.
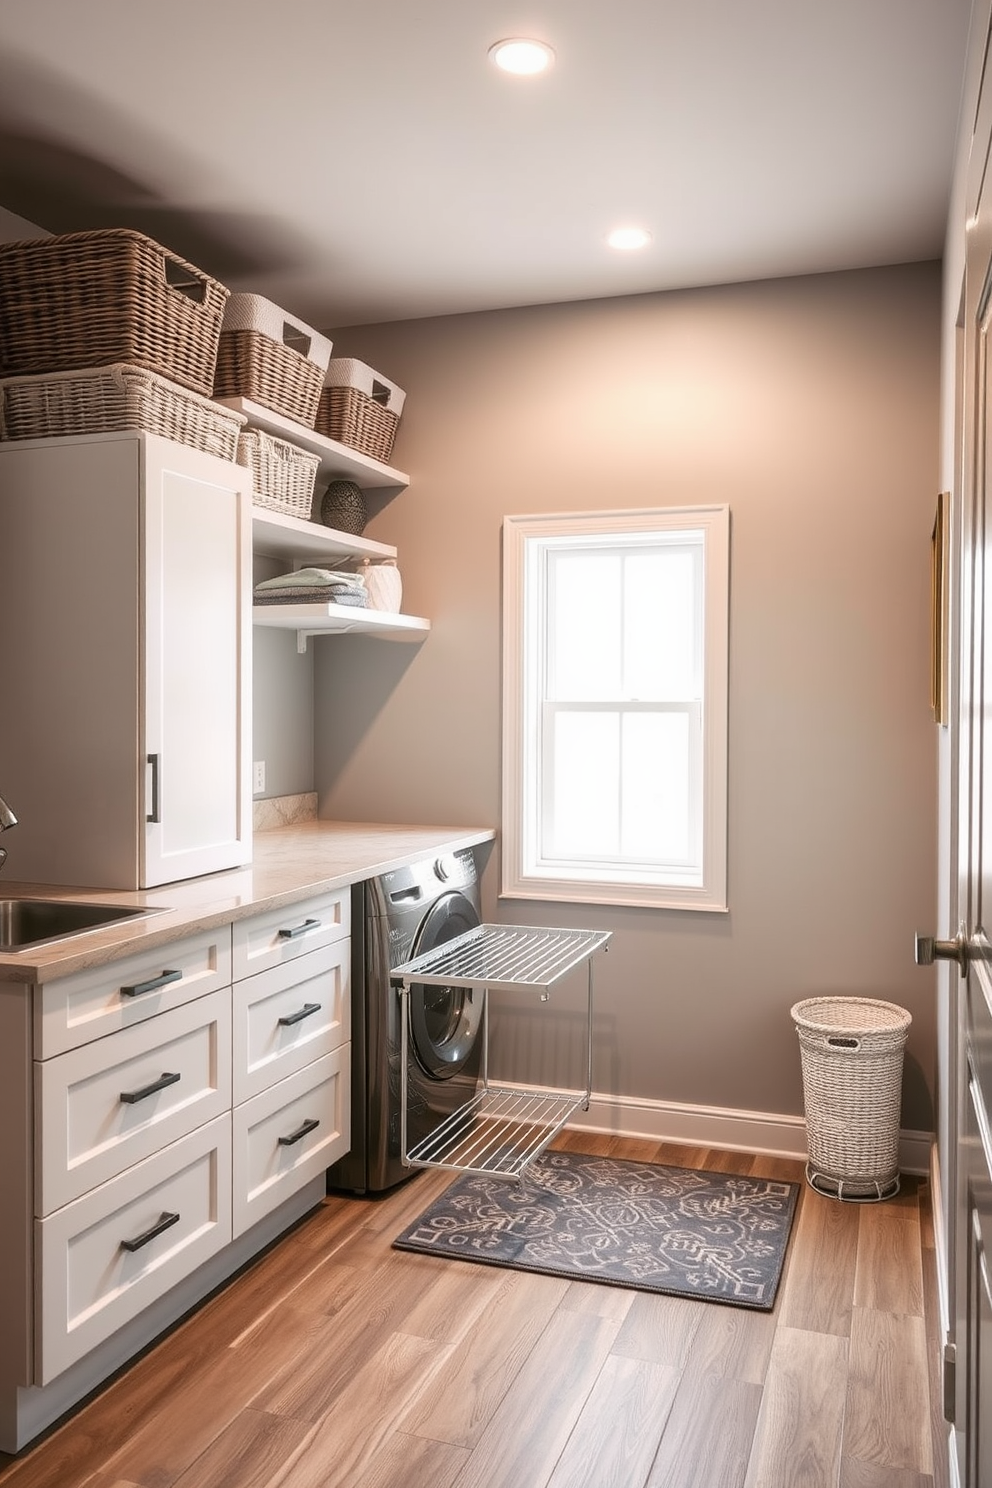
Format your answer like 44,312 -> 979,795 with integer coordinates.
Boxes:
141,437 -> 252,887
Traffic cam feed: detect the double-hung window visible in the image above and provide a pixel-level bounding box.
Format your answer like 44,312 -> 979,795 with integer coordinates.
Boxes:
501,506 -> 729,911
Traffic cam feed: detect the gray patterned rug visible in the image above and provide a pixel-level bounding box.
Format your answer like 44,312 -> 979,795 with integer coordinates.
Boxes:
393,1150 -> 799,1310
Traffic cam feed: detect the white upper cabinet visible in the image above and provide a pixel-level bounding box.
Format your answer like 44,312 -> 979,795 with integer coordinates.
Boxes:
0,431 -> 252,889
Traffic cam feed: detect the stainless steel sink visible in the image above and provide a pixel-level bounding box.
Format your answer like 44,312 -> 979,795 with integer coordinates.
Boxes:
0,898 -> 161,951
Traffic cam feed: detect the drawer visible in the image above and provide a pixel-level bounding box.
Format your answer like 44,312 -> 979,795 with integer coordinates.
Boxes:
35,1114 -> 231,1385
234,941 -> 350,1104
35,927 -> 233,1059
232,1047 -> 350,1238
36,988 -> 232,1216
231,888 -> 350,980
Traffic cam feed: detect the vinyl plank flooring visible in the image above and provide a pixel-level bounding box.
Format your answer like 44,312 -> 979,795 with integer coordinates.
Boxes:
853,1206 -> 924,1316
169,1410 -> 312,1488
743,1325 -> 849,1488
777,1185 -> 860,1336
645,1372 -> 763,1488
441,1308 -> 622,1488
838,1462 -> 934,1487
545,1354 -> 681,1488
399,1271 -> 569,1448
842,1309 -> 933,1475
682,1295 -> 778,1386
351,1432 -> 470,1488
610,1290 -> 702,1367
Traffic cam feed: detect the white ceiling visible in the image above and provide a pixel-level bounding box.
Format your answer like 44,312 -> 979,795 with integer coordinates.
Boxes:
0,0 -> 973,330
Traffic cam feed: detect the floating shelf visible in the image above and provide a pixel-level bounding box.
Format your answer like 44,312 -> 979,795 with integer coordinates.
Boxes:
214,396 -> 408,493
252,507 -> 397,565
253,601 -> 430,649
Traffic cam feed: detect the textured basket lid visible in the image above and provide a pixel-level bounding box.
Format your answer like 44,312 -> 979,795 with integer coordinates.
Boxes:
221,294 -> 332,370
790,996 -> 911,1035
322,358 -> 406,415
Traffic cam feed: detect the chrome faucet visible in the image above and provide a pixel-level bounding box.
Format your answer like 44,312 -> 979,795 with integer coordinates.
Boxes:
0,795 -> 17,872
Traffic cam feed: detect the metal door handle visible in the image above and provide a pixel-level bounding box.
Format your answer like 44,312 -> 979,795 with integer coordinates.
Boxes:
915,931 -> 969,976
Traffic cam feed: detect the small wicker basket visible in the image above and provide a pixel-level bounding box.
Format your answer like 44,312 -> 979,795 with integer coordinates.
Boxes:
213,294 -> 333,428
0,229 -> 229,397
791,996 -> 911,1201
236,427 -> 320,518
315,358 -> 405,462
0,364 -> 246,460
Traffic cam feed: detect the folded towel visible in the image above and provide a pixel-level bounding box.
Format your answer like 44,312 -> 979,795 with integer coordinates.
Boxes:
254,588 -> 369,608
254,566 -> 366,594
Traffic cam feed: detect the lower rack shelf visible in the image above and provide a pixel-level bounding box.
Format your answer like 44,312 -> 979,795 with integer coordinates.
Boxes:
405,1084 -> 588,1180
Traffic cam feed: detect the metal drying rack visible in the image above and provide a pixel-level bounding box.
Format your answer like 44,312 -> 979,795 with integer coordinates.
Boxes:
392,923 -> 611,1182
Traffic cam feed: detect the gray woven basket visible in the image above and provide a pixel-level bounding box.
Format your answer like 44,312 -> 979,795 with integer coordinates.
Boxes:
791,996 -> 911,1202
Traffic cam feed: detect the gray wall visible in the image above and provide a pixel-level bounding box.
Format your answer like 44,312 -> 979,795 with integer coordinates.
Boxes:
307,263 -> 941,1127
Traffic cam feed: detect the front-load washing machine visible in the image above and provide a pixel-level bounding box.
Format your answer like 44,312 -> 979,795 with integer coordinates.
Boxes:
327,846 -> 482,1193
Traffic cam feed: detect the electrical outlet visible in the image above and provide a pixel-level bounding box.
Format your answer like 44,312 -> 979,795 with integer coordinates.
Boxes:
253,761 -> 266,794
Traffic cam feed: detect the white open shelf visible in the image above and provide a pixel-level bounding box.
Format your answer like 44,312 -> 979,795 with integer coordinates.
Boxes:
252,507 -> 397,565
253,601 -> 430,649
215,396 -> 408,493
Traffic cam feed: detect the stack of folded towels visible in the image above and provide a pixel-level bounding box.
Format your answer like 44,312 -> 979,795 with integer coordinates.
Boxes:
253,567 -> 369,608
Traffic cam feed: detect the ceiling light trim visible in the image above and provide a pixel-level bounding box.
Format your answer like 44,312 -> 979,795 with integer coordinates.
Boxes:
488,38 -> 556,75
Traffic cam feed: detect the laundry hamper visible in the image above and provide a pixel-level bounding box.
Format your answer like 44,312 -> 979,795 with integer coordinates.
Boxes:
791,996 -> 911,1201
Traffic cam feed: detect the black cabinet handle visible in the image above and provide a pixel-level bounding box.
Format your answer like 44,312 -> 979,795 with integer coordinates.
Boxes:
277,1117 -> 320,1147
278,1002 -> 322,1027
146,753 -> 160,824
120,1210 -> 180,1253
119,1070 -> 181,1105
120,969 -> 183,998
277,917 -> 321,941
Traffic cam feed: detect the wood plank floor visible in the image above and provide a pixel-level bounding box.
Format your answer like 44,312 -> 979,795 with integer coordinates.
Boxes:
0,1134 -> 949,1488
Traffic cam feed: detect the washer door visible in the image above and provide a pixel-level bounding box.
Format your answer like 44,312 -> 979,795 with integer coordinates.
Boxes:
408,891 -> 481,1079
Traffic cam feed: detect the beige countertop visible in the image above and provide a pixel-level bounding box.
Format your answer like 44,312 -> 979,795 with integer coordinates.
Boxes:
0,819 -> 496,982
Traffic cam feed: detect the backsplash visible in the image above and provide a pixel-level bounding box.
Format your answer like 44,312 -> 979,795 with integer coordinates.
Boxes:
253,792 -> 318,832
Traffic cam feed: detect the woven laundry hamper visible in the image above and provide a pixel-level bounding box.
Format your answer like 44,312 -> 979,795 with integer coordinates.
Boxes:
791,997 -> 911,1201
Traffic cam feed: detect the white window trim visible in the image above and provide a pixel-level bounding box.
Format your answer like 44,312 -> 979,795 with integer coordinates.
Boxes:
501,506 -> 729,912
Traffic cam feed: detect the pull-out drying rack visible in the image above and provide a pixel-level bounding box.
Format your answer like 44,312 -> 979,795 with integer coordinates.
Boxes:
392,923 -> 611,1181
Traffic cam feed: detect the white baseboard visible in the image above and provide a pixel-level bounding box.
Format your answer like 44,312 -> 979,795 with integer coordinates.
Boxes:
539,1085 -> 933,1175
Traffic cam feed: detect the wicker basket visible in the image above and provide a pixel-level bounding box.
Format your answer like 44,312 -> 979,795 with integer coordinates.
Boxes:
236,427 -> 320,517
791,997 -> 911,1201
314,358 -> 405,462
0,364 -> 246,460
0,230 -> 229,397
213,294 -> 333,428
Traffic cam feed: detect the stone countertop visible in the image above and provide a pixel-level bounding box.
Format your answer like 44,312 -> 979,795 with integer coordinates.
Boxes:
0,820 -> 496,982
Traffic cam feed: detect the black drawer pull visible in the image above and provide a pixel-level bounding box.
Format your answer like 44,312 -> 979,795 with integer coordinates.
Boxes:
277,917 -> 321,941
278,1117 -> 320,1147
120,969 -> 183,998
120,1210 -> 180,1253
120,1070 -> 181,1105
278,1002 -> 322,1027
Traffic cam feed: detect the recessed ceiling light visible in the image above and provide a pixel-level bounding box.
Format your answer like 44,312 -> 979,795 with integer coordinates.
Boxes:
488,38 -> 555,75
607,226 -> 653,251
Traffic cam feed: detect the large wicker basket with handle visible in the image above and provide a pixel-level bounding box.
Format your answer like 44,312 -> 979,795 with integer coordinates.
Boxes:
0,229 -> 229,397
791,996 -> 911,1201
213,293 -> 333,427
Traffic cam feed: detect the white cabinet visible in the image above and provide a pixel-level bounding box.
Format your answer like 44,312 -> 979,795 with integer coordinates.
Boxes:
0,431 -> 252,889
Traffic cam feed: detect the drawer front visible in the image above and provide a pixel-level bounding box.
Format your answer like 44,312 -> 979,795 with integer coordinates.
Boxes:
36,1114 -> 232,1385
232,1047 -> 350,1238
234,941 -> 350,1104
36,988 -> 232,1216
35,927 -> 233,1059
231,889 -> 350,981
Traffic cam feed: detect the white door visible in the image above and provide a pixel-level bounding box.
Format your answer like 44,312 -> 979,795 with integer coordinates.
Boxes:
141,435 -> 252,887
925,44 -> 992,1478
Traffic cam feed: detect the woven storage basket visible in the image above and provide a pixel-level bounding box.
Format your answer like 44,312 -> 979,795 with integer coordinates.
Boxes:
236,427 -> 320,518
0,364 -> 246,459
0,230 -> 229,397
314,358 -> 405,462
791,996 -> 911,1201
213,294 -> 333,428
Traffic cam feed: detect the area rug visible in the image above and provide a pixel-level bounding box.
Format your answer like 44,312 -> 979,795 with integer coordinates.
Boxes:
393,1149 -> 799,1310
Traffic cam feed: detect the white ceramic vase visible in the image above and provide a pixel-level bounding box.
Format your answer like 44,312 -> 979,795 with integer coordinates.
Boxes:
363,559 -> 403,613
